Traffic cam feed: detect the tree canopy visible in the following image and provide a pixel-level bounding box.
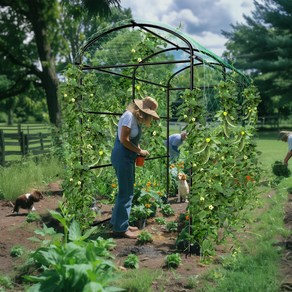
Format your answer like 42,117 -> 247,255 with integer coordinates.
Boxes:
0,0 -> 125,125
222,0 -> 292,117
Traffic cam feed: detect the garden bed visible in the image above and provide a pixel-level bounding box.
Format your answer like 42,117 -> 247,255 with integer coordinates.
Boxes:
0,182 -> 291,291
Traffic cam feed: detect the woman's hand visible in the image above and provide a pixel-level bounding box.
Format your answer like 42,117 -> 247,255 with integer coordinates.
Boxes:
139,149 -> 149,157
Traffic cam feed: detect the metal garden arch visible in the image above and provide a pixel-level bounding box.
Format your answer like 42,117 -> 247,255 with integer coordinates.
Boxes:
74,19 -> 249,199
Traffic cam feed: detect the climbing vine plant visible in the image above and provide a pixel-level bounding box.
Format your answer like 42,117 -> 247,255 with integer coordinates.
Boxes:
60,26 -> 261,255
177,79 -> 261,255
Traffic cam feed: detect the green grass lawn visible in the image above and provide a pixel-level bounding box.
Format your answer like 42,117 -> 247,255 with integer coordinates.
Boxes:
256,131 -> 290,171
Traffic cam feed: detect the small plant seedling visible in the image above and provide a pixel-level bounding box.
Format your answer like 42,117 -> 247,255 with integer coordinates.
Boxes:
26,212 -> 41,223
0,275 -> 13,289
124,254 -> 139,269
161,204 -> 175,217
137,231 -> 153,244
10,245 -> 24,257
165,221 -> 178,232
155,217 -> 166,225
165,253 -> 182,269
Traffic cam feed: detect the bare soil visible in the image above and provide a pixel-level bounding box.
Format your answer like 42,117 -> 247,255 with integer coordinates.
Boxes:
0,182 -> 291,291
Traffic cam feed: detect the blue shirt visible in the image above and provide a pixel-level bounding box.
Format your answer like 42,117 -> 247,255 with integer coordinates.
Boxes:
165,133 -> 183,159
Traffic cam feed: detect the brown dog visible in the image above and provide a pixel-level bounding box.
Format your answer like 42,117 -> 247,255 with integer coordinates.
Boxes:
12,190 -> 43,213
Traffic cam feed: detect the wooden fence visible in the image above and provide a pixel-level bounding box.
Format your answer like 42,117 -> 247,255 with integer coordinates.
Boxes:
0,124 -> 52,166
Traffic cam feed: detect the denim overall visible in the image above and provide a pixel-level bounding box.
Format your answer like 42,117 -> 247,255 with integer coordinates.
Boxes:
110,126 -> 141,232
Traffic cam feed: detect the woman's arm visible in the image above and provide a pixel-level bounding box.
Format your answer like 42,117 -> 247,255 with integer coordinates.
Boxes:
284,150 -> 292,165
120,126 -> 149,156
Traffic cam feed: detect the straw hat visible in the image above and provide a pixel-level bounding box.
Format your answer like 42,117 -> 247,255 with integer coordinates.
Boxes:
279,131 -> 292,141
134,97 -> 160,120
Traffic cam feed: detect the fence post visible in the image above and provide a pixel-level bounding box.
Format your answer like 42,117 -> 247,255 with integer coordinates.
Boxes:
24,134 -> 29,155
17,123 -> 21,134
0,130 -> 5,166
39,132 -> 44,151
19,131 -> 25,156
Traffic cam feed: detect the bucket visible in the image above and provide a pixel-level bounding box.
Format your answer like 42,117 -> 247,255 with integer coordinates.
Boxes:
136,155 -> 145,167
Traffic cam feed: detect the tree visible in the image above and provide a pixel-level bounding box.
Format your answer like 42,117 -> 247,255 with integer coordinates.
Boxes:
222,0 -> 292,117
0,0 -> 122,126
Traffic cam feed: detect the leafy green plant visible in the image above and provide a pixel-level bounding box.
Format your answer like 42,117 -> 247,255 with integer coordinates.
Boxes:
161,204 -> 175,217
137,231 -> 153,245
272,161 -> 291,177
165,253 -> 182,269
24,208 -> 119,291
165,221 -> 178,233
10,245 -> 24,257
124,254 -> 139,269
26,211 -> 41,223
0,275 -> 12,289
130,204 -> 153,222
176,82 -> 261,257
155,217 -> 166,225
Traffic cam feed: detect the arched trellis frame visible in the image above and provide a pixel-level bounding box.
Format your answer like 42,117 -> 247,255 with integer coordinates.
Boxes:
63,19 -> 260,256
74,19 -> 250,197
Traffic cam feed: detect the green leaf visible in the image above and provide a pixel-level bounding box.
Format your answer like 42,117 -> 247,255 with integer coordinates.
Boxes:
68,220 -> 82,241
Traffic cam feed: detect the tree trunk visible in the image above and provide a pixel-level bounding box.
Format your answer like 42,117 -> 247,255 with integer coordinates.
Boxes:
27,0 -> 60,126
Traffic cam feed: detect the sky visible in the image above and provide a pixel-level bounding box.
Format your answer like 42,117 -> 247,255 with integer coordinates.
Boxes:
120,0 -> 255,56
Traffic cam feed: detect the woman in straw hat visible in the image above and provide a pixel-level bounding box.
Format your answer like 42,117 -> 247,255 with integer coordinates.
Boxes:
110,96 -> 159,239
280,131 -> 292,165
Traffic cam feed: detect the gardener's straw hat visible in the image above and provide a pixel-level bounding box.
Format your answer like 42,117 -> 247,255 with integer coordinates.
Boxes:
279,131 -> 292,141
134,97 -> 160,120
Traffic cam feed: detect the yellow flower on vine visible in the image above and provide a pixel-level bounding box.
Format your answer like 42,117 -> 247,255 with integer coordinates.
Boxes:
90,93 -> 94,97
69,178 -> 73,182
223,111 -> 228,116
77,181 -> 82,186
191,117 -> 195,122
241,131 -> 245,135
137,57 -> 142,63
145,204 -> 151,208
111,183 -> 117,188
152,131 -> 157,136
200,196 -> 205,201
146,182 -> 151,187
208,205 -> 214,210
206,138 -> 211,143
99,150 -> 104,156
71,98 -> 75,103
183,115 -> 188,119
64,93 -> 67,97
131,48 -> 136,53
